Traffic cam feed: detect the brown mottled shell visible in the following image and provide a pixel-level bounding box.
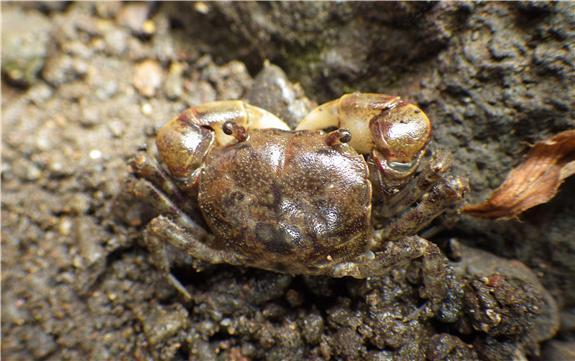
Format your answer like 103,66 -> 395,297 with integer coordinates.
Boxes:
198,129 -> 372,273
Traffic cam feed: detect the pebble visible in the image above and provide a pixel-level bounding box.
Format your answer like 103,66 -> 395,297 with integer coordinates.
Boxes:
103,28 -> 128,56
164,62 -> 185,100
183,80 -> 216,106
12,159 -> 41,181
80,103 -> 101,127
133,60 -> 163,97
107,120 -> 125,138
117,3 -> 152,35
25,326 -> 57,359
141,102 -> 153,115
139,304 -> 190,346
89,149 -> 103,160
2,9 -> 51,86
26,84 -> 54,104
247,62 -> 314,129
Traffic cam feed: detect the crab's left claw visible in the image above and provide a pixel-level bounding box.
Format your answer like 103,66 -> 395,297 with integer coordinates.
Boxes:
368,100 -> 431,180
296,92 -> 431,180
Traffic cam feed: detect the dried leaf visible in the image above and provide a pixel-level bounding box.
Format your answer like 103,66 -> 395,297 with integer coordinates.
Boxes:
463,129 -> 575,219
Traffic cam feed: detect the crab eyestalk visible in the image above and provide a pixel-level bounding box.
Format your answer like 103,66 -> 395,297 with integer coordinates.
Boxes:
222,121 -> 249,142
156,100 -> 290,180
325,128 -> 352,146
296,92 -> 432,180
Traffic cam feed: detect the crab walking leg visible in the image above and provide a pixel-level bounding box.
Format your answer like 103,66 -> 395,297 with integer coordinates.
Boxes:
329,236 -> 460,318
374,175 -> 468,245
144,217 -> 194,300
393,149 -> 454,209
126,175 -> 223,252
146,216 -> 241,265
129,151 -> 199,208
373,149 -> 454,220
145,215 -> 244,299
127,174 -> 225,299
127,175 -> 203,223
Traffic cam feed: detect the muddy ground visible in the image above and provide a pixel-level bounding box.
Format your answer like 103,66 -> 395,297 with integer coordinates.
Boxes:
2,2 -> 574,360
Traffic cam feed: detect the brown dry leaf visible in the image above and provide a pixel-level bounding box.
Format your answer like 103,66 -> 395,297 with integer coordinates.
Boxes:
463,129 -> 575,219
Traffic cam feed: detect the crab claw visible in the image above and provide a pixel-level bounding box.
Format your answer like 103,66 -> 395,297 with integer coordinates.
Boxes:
296,92 -> 431,179
369,99 -> 431,179
156,101 -> 289,180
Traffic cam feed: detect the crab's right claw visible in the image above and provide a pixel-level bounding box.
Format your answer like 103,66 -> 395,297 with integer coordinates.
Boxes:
156,101 -> 290,180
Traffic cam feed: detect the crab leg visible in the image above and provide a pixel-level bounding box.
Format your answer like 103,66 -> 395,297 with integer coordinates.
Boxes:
373,175 -> 468,245
129,150 -> 200,205
328,235 -> 461,319
128,175 -> 242,300
373,149 -> 454,220
145,215 -> 244,300
126,174 -> 207,235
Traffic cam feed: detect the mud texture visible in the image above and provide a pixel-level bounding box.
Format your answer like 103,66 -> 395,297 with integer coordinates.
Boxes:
2,2 -> 574,361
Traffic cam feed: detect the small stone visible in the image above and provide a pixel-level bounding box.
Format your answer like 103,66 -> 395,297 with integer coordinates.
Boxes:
117,3 -> 152,35
43,55 -> 88,87
108,120 -> 125,138
89,149 -> 103,160
25,326 -> 57,359
58,218 -> 73,236
182,81 -> 216,106
95,2 -> 122,19
80,103 -> 101,127
26,84 -> 53,104
103,29 -> 128,56
164,62 -> 185,100
133,60 -> 163,98
141,102 -> 153,115
203,61 -> 252,100
2,9 -> 52,86
142,20 -> 156,35
12,159 -> 41,181
247,62 -> 314,129
285,289 -> 304,307
194,2 -> 210,14
301,313 -> 324,344
64,194 -> 91,215
139,303 -> 189,346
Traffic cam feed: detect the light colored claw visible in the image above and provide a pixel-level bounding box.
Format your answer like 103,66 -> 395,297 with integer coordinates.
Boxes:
187,100 -> 290,146
296,93 -> 402,154
296,99 -> 341,131
156,100 -> 290,180
245,104 -> 291,132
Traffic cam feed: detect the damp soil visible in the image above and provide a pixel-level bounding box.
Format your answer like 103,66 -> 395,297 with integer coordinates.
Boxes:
2,2 -> 574,360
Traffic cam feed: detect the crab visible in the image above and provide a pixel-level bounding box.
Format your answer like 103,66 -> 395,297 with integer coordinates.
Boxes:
128,93 -> 467,316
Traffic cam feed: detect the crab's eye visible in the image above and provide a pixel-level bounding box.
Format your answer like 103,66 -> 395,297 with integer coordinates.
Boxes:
221,120 -> 248,142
